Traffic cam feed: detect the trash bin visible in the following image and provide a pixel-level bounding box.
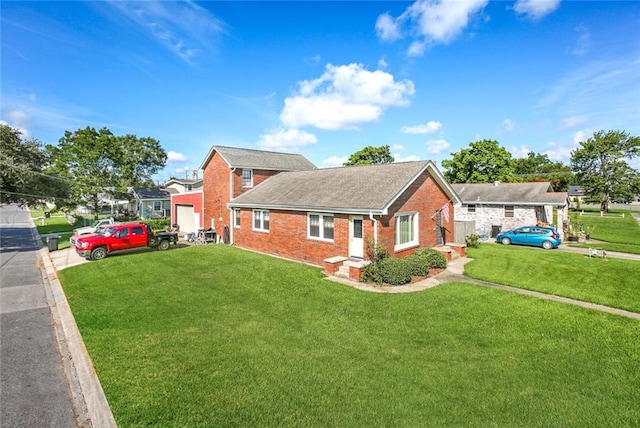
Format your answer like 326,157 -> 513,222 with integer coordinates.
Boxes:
46,236 -> 59,251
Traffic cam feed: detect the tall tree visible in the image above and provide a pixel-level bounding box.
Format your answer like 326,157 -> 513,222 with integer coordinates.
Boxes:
570,130 -> 640,212
0,124 -> 70,205
441,139 -> 516,183
344,145 -> 394,166
48,127 -> 167,218
513,151 -> 574,191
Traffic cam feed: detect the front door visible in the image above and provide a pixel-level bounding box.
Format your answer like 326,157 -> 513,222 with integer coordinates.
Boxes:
349,216 -> 364,259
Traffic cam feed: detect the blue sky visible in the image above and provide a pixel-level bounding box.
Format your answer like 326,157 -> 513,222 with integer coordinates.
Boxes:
2,0 -> 639,182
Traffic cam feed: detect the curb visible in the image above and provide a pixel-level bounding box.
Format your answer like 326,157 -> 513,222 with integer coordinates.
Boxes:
30,219 -> 117,427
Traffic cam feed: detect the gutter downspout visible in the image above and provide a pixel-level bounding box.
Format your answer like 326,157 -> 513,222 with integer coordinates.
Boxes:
369,212 -> 378,246
229,168 -> 236,244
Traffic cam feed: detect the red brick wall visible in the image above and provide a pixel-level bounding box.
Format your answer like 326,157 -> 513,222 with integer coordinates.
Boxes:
376,170 -> 453,258
231,169 -> 280,198
203,153 -> 232,236
232,168 -> 454,266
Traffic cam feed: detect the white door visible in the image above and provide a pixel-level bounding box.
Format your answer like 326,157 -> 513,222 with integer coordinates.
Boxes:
349,216 -> 364,259
176,205 -> 195,233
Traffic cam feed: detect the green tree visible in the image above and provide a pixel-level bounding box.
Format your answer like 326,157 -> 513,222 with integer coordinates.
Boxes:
0,124 -> 70,205
48,127 -> 167,218
441,139 -> 516,183
570,130 -> 640,212
344,145 -> 394,166
513,151 -> 574,191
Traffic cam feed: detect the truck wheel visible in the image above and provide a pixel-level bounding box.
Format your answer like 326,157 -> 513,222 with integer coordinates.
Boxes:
90,247 -> 108,260
158,240 -> 170,251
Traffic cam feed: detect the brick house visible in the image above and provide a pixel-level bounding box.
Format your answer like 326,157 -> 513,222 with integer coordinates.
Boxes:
165,178 -> 204,234
227,160 -> 461,267
452,181 -> 568,239
199,146 -> 317,242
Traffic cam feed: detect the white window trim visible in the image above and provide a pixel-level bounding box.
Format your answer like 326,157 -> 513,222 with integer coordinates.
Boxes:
394,212 -> 419,251
252,209 -> 269,232
307,213 -> 334,242
234,208 -> 241,228
242,169 -> 253,188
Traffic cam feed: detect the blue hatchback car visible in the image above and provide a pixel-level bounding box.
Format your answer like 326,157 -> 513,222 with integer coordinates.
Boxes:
495,226 -> 562,250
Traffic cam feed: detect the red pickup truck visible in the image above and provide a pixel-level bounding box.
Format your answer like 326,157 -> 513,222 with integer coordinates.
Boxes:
74,222 -> 178,260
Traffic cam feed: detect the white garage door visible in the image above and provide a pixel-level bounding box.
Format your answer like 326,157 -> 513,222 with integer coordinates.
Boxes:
176,205 -> 196,234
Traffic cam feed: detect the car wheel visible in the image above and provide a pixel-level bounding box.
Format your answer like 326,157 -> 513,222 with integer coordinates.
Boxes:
542,241 -> 554,250
158,240 -> 170,251
90,247 -> 107,260
501,237 -> 511,245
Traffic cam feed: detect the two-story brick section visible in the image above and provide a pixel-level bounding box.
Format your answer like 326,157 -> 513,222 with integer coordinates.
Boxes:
198,146 -> 317,242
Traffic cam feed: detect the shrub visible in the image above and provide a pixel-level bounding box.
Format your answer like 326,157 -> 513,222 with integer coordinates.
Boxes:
379,257 -> 412,286
145,219 -> 171,231
365,235 -> 388,263
414,247 -> 447,269
465,233 -> 480,248
361,262 -> 384,285
404,254 -> 430,276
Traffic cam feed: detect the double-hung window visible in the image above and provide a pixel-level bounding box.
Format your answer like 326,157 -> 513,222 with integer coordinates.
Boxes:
394,212 -> 418,250
153,201 -> 162,211
253,210 -> 269,232
467,204 -> 476,213
308,213 -> 334,241
242,169 -> 253,187
234,208 -> 241,228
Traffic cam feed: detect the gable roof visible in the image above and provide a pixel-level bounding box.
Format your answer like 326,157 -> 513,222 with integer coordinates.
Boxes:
164,178 -> 203,187
568,185 -> 585,196
451,182 -> 567,206
129,187 -> 171,201
199,146 -> 316,171
229,161 -> 461,215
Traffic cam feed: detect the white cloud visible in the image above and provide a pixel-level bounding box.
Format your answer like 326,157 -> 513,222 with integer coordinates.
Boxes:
513,0 -> 561,20
426,139 -> 450,154
280,63 -> 415,130
394,153 -> 421,162
392,143 -> 405,151
378,56 -> 389,69
321,155 -> 348,168
257,128 -> 318,152
104,1 -> 226,65
167,151 -> 188,162
375,12 -> 402,42
559,116 -> 587,130
544,129 -> 591,162
497,118 -> 515,133
401,120 -> 442,134
376,0 -> 489,56
572,24 -> 591,56
509,144 -> 531,158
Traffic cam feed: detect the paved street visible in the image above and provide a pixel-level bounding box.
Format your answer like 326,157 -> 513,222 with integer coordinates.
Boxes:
0,204 -> 78,427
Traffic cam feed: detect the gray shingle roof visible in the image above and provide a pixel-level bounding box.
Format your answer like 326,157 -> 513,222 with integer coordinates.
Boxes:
229,161 -> 458,214
199,146 -> 316,171
130,187 -> 171,200
452,182 -> 567,205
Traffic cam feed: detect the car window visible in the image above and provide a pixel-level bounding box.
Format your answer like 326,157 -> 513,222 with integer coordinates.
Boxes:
132,226 -> 144,235
116,228 -> 130,238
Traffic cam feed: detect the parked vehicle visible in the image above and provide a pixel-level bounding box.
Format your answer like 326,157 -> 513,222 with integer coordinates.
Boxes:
495,226 -> 561,250
74,222 -> 178,260
70,218 -> 118,247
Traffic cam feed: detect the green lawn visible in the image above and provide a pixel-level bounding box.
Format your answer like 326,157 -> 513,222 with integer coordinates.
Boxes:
465,244 -> 640,313
60,245 -> 640,427
30,209 -> 76,250
568,208 -> 640,254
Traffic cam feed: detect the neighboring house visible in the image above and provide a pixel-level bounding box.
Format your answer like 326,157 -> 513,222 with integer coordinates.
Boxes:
567,185 -> 586,207
227,160 -> 461,267
165,178 -> 204,234
199,146 -> 317,242
452,181 -> 568,239
128,187 -> 171,219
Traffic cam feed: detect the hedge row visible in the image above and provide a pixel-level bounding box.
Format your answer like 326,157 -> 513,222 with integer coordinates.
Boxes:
362,248 -> 447,286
